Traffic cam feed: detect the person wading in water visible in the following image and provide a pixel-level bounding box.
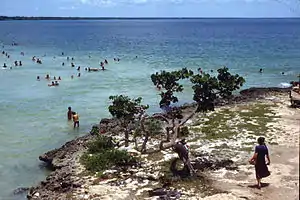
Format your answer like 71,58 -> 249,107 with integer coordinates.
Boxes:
72,112 -> 80,128
67,107 -> 72,120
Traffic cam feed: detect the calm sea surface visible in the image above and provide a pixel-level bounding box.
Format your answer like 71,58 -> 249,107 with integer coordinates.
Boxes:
0,19 -> 299,199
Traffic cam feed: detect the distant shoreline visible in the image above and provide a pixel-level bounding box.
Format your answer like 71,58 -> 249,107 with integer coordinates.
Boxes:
0,16 -> 299,21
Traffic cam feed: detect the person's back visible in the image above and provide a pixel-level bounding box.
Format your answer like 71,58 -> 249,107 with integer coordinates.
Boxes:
72,112 -> 80,128
67,107 -> 72,120
73,113 -> 79,121
255,145 -> 268,164
173,142 -> 189,160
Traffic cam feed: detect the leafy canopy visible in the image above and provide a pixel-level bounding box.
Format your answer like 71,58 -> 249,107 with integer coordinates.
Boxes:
151,66 -> 245,112
151,68 -> 194,108
108,95 -> 149,122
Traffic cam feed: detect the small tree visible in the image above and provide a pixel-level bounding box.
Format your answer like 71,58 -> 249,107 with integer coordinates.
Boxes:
134,118 -> 163,153
151,67 -> 245,174
108,95 -> 149,147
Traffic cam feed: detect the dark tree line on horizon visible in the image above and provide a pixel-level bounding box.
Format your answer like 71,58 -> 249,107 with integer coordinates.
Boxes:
0,16 -> 214,21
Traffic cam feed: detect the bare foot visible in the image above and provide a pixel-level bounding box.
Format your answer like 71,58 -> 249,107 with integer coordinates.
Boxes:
257,184 -> 261,189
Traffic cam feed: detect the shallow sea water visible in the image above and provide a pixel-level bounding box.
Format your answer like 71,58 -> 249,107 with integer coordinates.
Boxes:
0,19 -> 299,199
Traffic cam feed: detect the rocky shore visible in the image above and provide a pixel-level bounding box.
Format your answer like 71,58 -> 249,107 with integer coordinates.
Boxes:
21,87 -> 299,200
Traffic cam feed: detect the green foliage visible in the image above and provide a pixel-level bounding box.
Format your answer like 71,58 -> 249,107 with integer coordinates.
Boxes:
81,135 -> 137,173
191,73 -> 219,112
108,95 -> 149,146
145,119 -> 163,135
216,67 -> 245,99
151,66 -> 245,113
90,125 -> 99,136
151,68 -> 194,108
191,67 -> 245,112
179,126 -> 189,137
108,95 -> 149,121
81,149 -> 136,173
87,135 -> 115,154
135,118 -> 163,137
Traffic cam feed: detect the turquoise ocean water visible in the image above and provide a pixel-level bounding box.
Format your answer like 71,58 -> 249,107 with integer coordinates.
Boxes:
0,19 -> 299,199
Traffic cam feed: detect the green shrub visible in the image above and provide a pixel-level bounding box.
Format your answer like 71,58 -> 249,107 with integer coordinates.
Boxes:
81,149 -> 136,173
87,135 -> 115,154
81,135 -> 137,173
90,125 -> 100,136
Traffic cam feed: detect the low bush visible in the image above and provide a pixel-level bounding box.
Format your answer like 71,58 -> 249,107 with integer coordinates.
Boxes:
81,135 -> 137,173
87,135 -> 115,154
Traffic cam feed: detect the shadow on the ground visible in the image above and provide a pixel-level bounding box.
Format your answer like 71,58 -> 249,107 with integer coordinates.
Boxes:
247,183 -> 270,189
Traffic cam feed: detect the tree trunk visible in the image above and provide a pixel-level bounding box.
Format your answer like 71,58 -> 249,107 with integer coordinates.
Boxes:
134,137 -> 138,150
141,134 -> 149,153
125,129 -> 129,147
166,127 -> 170,141
160,105 -> 198,150
140,116 -> 149,153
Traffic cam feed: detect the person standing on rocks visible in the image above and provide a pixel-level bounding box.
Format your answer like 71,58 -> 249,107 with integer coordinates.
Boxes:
249,137 -> 271,189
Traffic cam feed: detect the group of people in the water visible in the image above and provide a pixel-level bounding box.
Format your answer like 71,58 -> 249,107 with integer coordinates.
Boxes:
32,56 -> 42,64
33,52 -> 118,87
37,74 -> 62,87
1,50 -> 25,69
1,44 -> 121,88
259,68 -> 287,75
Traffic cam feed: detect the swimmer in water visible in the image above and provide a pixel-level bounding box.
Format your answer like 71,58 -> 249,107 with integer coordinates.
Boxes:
77,73 -> 81,77
58,76 -> 61,80
48,81 -> 55,87
72,112 -> 80,128
198,67 -> 203,74
37,76 -> 40,81
3,63 -> 7,68
19,61 -> 22,66
259,68 -> 263,73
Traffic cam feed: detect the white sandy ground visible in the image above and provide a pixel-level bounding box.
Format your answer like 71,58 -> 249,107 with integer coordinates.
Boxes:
201,95 -> 300,200
71,95 -> 299,200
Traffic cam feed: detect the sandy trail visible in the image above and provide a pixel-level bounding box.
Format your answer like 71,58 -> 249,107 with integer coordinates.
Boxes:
202,96 -> 300,200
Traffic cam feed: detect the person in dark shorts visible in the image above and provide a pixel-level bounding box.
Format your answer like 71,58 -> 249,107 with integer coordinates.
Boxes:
249,137 -> 271,189
72,112 -> 79,128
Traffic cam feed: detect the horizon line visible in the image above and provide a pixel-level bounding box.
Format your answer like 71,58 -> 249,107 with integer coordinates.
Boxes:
1,16 -> 300,20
